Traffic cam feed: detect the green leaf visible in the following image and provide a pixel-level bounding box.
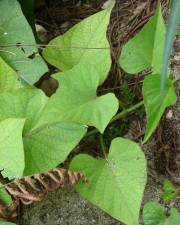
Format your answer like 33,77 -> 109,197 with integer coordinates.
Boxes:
143,202 -> 165,225
0,118 -> 25,178
0,186 -> 12,205
23,121 -> 86,175
0,89 -> 49,134
163,179 -> 178,203
0,0 -> 48,84
0,57 -> 22,92
165,208 -> 180,225
161,1 -> 180,98
0,222 -> 16,225
37,64 -> 119,133
70,138 -> 147,225
0,89 -> 86,175
17,0 -> 36,36
43,4 -> 114,84
143,74 -> 176,143
120,5 -> 166,74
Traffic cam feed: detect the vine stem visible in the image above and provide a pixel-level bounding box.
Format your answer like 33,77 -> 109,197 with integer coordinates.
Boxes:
99,134 -> 107,158
85,100 -> 144,137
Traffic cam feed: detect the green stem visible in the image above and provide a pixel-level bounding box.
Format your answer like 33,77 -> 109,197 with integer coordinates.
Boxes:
99,134 -> 107,158
86,100 -> 144,137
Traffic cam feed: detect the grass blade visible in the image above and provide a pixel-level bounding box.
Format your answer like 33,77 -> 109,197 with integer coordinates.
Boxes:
161,0 -> 180,98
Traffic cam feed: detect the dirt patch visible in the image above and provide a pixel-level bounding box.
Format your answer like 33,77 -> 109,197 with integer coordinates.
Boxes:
20,189 -> 121,225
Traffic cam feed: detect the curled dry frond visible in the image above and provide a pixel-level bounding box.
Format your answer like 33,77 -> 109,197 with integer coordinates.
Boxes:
0,167 -> 86,220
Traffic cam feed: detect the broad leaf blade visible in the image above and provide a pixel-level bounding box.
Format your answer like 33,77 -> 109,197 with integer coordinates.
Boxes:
0,0 -> 48,84
0,88 -> 86,176
0,89 -> 49,134
0,118 -> 25,179
37,64 -> 119,133
70,138 -> 147,225
0,57 -> 21,92
143,74 -> 176,143
120,5 -> 166,75
23,122 -> 86,175
43,4 -> 114,84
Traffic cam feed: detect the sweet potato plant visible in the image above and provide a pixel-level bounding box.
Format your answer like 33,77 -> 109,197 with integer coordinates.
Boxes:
0,1 -> 179,225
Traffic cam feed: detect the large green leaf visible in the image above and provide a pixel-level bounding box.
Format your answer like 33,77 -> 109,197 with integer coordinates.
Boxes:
0,57 -> 21,92
120,5 -> 166,74
0,89 -> 86,176
43,4 -> 114,84
143,202 -> 180,225
23,121 -> 86,175
37,64 -> 119,133
0,0 -> 48,84
0,88 -> 49,134
0,118 -> 25,178
70,138 -> 147,225
143,74 -> 176,143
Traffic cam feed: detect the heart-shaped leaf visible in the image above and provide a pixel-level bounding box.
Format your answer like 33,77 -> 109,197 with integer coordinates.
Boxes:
43,3 -> 114,84
0,89 -> 86,176
70,138 -> 147,225
0,57 -> 21,92
37,64 -> 119,133
120,5 -> 166,74
0,118 -> 25,178
143,74 -> 176,143
0,0 -> 48,84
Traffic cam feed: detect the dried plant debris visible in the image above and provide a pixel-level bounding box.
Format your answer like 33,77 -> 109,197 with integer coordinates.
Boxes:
0,168 -> 86,221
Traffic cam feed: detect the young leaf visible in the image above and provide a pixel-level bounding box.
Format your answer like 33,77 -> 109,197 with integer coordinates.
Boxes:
0,0 -> 48,84
120,5 -> 166,75
163,180 -> 179,203
143,202 -> 165,225
70,138 -> 147,225
143,74 -> 176,143
143,202 -> 180,225
161,1 -> 180,97
0,186 -> 12,205
166,208 -> 180,225
0,118 -> 25,179
37,64 -> 119,133
0,89 -> 86,176
43,3 -> 114,84
0,57 -> 22,92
